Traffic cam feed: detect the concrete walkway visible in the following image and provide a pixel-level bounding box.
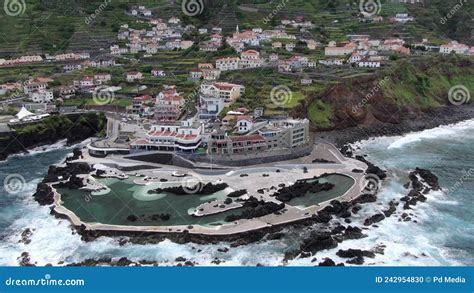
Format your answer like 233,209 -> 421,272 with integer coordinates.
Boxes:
52,143 -> 369,236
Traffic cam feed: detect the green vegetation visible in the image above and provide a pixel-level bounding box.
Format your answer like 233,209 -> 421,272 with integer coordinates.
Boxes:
382,56 -> 474,108
62,97 -> 132,108
0,0 -> 171,55
308,99 -> 333,128
1,0 -> 472,56
14,112 -> 106,137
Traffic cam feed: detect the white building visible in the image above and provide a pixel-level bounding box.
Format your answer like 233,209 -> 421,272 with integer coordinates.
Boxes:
126,72 -> 143,82
216,57 -> 240,71
440,41 -> 470,55
31,90 -> 54,103
200,82 -> 245,102
239,50 -> 264,69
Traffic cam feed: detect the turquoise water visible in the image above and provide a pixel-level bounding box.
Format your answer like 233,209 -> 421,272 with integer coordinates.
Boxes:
352,119 -> 474,264
55,174 -> 353,226
0,120 -> 473,266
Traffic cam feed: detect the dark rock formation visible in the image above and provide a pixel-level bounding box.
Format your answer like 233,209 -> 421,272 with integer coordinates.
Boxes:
127,213 -> 171,222
383,201 -> 397,217
227,189 -> 247,198
364,213 -> 385,226
346,256 -> 365,265
55,175 -> 85,189
43,162 -> 91,183
318,258 -> 336,266
299,232 -> 338,255
19,229 -> 33,245
355,155 -> 387,179
32,183 -> 54,205
411,168 -> 440,191
149,182 -> 228,196
336,249 -> 375,259
340,226 -> 367,240
224,197 -> 284,222
401,189 -> 427,210
18,252 -> 35,266
274,176 -> 335,202
351,193 -> 377,204
312,158 -> 336,163
0,113 -> 105,161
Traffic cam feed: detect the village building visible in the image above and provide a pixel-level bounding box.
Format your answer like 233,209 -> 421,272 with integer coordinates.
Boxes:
325,41 -> 356,56
198,95 -> 225,120
239,50 -> 264,69
301,78 -> 313,85
202,68 -> 221,81
440,41 -> 471,55
30,90 -> 54,103
94,73 -> 112,84
200,82 -> 245,102
58,86 -> 76,99
126,71 -> 143,82
188,69 -> 203,81
131,95 -> 154,115
209,118 -> 310,155
131,116 -> 204,153
216,57 -> 240,71
155,89 -> 185,121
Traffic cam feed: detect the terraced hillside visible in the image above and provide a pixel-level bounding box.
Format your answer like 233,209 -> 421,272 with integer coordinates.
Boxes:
1,0 -> 473,57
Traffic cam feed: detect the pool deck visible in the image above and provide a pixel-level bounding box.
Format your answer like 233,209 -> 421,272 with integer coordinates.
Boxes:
51,143 -> 369,236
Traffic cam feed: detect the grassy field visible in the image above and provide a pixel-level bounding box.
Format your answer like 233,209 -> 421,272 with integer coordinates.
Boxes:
382,56 -> 474,109
62,97 -> 132,108
307,99 -> 333,128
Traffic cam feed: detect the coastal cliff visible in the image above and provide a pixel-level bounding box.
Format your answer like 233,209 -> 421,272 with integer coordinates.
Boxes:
0,112 -> 106,161
294,56 -> 474,132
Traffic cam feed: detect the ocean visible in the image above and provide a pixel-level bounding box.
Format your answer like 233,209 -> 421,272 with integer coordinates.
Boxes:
0,120 -> 473,266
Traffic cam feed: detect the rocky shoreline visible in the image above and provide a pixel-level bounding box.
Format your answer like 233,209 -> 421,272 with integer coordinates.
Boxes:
22,110 -> 452,266
27,145 -> 441,266
315,104 -> 474,147
0,113 -> 105,161
20,165 -> 439,267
